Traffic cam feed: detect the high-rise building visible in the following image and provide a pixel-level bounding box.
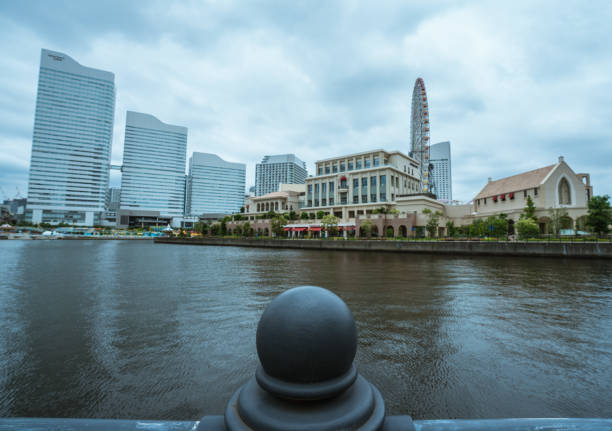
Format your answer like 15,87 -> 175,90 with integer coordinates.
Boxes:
255,154 -> 307,196
27,49 -> 115,226
119,111 -> 187,218
186,152 -> 246,216
430,141 -> 452,201
106,187 -> 121,212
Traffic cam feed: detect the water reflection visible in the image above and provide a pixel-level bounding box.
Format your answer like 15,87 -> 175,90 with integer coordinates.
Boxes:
0,241 -> 611,420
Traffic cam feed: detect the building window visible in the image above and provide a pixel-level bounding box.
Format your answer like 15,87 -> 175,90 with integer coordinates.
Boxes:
523,190 -> 527,198
322,198 -> 327,206
332,165 -> 338,173
348,162 -> 353,171
329,197 -> 334,205
318,167 -> 322,175
308,200 -> 313,206
340,163 -> 345,172
380,175 -> 386,202
329,181 -> 334,195
534,187 -> 538,196
558,178 -> 571,205
353,195 -> 359,204
322,183 -> 327,194
374,156 -> 379,167
365,159 -> 371,168
325,166 -> 330,174
340,178 -> 347,188
370,176 -> 377,202
356,160 -> 362,169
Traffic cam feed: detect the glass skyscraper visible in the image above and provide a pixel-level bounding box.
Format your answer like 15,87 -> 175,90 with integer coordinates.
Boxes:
119,111 -> 187,218
255,154 -> 307,196
27,49 -> 115,226
186,152 -> 246,215
430,141 -> 452,201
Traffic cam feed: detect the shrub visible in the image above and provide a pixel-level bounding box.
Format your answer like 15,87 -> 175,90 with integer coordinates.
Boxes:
516,218 -> 539,240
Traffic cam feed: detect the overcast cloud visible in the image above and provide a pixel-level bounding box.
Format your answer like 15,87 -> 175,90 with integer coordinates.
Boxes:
1,0 -> 611,202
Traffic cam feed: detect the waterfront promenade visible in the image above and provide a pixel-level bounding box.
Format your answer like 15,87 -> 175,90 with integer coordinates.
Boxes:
155,237 -> 612,258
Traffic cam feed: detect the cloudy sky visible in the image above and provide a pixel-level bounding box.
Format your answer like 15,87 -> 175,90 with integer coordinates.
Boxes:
1,0 -> 611,202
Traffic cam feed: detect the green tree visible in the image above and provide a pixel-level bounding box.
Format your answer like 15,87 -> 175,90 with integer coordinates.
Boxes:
422,208 -> 443,238
516,218 -> 539,240
233,224 -> 243,236
316,210 -> 325,219
468,219 -> 485,237
288,210 -> 298,220
485,215 -> 508,238
300,212 -> 309,220
360,219 -> 374,238
586,195 -> 612,236
309,213 -> 316,220
548,208 -> 569,235
270,215 -> 288,237
520,195 -> 538,223
446,220 -> 457,237
210,223 -> 221,236
242,221 -> 252,236
240,206 -> 245,213
321,214 -> 339,236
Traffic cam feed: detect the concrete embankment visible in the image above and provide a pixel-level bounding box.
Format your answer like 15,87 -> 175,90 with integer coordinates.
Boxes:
155,237 -> 612,258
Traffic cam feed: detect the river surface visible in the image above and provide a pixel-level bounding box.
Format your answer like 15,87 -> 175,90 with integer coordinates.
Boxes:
0,240 -> 611,420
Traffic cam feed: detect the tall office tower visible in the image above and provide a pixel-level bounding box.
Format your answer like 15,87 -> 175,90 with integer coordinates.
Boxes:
255,154 -> 307,196
186,153 -> 246,216
106,187 -> 121,212
429,141 -> 452,201
27,49 -> 115,226
119,111 -> 187,218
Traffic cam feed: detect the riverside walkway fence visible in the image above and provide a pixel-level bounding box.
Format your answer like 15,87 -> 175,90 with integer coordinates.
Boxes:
2,286 -> 611,431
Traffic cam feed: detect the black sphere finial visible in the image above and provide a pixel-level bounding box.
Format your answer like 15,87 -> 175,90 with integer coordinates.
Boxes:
255,286 -> 358,399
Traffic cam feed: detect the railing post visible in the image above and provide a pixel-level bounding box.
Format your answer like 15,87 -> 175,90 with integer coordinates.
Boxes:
199,286 -> 414,431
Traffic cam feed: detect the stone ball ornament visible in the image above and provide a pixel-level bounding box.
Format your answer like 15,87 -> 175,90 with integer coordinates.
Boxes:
222,286 -> 388,431
256,285 -> 358,399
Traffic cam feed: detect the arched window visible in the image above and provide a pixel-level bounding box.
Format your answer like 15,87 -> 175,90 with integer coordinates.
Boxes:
558,177 -> 571,205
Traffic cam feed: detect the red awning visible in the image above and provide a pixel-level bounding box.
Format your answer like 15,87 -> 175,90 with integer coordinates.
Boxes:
283,227 -> 291,231
293,227 -> 307,232
309,227 -> 322,231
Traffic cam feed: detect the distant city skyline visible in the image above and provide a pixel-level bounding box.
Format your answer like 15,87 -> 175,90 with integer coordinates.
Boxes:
1,1 -> 611,203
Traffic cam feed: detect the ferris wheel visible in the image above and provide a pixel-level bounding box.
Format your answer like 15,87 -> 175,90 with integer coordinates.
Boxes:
410,78 -> 435,195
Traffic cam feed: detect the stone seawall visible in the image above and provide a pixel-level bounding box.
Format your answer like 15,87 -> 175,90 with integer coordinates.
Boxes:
155,237 -> 612,258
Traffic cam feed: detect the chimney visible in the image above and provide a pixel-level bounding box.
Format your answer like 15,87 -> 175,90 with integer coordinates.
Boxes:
558,155 -> 564,163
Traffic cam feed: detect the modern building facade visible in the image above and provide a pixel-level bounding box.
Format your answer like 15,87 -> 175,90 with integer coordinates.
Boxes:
119,111 -> 187,224
255,154 -> 307,196
27,49 -> 115,225
302,149 -> 421,219
430,141 -> 452,201
186,152 -> 246,216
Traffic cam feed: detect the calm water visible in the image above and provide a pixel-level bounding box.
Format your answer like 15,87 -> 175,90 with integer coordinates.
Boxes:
0,240 -> 611,420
